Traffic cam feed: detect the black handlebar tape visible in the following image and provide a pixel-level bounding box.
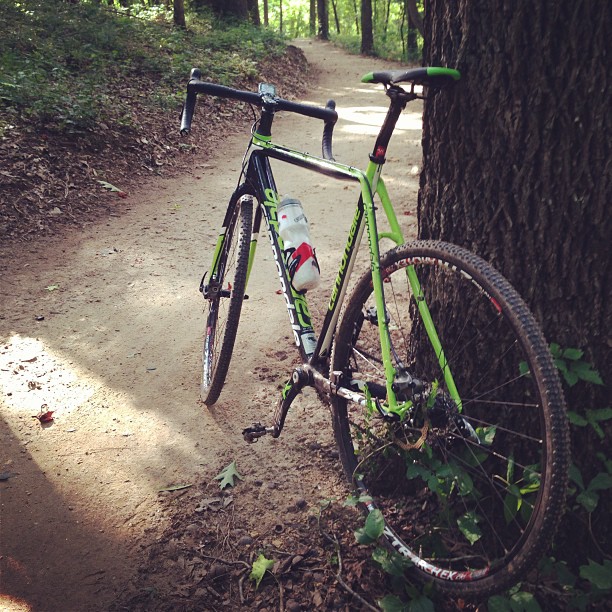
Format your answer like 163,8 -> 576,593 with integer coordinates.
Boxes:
180,90 -> 197,135
275,98 -> 338,123
180,68 -> 202,135
322,99 -> 337,161
187,79 -> 262,106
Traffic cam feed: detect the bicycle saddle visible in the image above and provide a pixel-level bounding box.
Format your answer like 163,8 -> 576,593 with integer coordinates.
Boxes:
362,67 -> 460,88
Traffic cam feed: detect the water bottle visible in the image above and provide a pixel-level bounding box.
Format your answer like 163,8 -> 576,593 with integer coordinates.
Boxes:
277,196 -> 321,292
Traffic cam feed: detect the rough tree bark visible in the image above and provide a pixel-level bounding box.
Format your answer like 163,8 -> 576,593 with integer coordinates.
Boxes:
419,0 -> 611,558
360,0 -> 373,54
317,0 -> 329,40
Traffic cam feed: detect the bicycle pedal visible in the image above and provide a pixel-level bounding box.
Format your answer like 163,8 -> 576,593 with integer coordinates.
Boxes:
242,423 -> 269,443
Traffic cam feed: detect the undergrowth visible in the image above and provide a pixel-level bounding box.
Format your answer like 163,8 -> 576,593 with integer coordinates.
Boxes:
0,0 -> 285,134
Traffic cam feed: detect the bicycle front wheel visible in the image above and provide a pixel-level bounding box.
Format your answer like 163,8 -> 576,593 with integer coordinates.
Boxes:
201,195 -> 253,406
330,240 -> 569,597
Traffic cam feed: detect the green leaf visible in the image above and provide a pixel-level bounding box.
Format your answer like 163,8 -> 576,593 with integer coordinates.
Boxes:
518,360 -> 530,377
587,472 -> 612,491
249,553 -> 274,589
378,594 -> 408,612
562,347 -> 584,360
372,547 -> 412,576
457,511 -> 482,545
569,463 -> 585,490
576,489 -> 599,513
579,559 -> 612,590
46,284 -> 60,291
588,407 -> 612,422
562,370 -> 579,387
572,364 -> 603,385
355,509 -> 385,544
408,595 -> 435,612
477,425 -> 496,445
549,343 -> 561,357
510,591 -> 542,611
214,460 -> 243,489
488,595 -> 512,612
504,485 -> 521,524
567,411 -> 589,427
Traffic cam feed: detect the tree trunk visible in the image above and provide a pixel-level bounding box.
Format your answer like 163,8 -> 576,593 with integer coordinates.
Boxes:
263,0 -> 268,26
247,0 -> 260,25
419,0 -> 611,560
310,0 -> 316,35
317,0 -> 329,40
208,0 -> 249,19
173,0 -> 186,28
360,0 -> 373,54
331,0 -> 340,34
406,0 -> 423,36
352,0 -> 360,34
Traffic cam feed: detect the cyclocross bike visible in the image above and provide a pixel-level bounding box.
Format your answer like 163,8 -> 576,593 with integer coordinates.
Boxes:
180,66 -> 569,598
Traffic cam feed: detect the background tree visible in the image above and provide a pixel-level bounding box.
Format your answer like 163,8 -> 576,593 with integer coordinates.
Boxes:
247,0 -> 260,25
360,0 -> 373,54
419,0 -> 610,558
317,0 -> 329,39
205,0 -> 249,19
173,0 -> 186,28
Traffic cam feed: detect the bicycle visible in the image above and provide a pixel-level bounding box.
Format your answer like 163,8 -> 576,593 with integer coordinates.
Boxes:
180,66 -> 569,598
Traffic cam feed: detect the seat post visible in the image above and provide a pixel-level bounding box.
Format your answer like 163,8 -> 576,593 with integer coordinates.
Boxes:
370,87 -> 417,164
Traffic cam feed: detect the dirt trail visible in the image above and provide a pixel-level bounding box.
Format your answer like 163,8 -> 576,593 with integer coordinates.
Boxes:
0,41 -> 423,611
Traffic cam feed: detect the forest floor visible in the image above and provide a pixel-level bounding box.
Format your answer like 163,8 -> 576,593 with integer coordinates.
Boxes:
0,40 -> 453,611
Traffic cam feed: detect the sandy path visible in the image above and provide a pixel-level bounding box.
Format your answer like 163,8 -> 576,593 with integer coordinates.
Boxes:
0,40 -> 423,611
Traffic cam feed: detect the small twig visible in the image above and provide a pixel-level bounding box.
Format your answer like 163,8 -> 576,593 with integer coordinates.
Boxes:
199,554 -> 250,569
238,573 -> 247,604
318,513 -> 378,612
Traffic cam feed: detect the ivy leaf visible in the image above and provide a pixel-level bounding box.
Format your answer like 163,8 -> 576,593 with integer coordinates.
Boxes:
579,559 -> 612,590
409,595 -> 435,612
457,511 -> 482,545
355,508 -> 385,544
562,347 -> 584,360
214,460 -> 243,490
510,590 -> 542,611
487,595 -> 512,612
249,553 -> 274,589
587,472 -> 612,491
576,489 -> 599,513
378,594 -> 408,612
372,546 -> 412,576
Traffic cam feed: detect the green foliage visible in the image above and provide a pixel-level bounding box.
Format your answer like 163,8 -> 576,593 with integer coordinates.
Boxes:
488,589 -> 542,612
214,460 -> 243,489
549,343 -> 603,387
0,0 -> 286,132
249,553 -> 274,589
354,508 -> 385,544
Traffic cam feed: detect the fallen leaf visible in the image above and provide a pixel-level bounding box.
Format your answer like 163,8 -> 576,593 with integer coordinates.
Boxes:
158,483 -> 193,492
46,284 -> 60,291
250,553 -> 274,589
34,407 -> 54,423
214,461 -> 243,490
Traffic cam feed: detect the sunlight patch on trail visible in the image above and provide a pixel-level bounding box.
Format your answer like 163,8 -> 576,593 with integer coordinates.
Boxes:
0,334 -> 97,417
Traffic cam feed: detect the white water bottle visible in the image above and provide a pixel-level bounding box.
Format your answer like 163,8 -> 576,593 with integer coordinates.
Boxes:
278,196 -> 321,292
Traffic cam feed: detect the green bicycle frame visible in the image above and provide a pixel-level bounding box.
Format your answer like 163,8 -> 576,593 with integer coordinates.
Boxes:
207,127 -> 462,415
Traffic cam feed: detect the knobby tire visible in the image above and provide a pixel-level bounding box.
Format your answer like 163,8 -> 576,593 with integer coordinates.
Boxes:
201,196 -> 253,405
330,240 -> 569,597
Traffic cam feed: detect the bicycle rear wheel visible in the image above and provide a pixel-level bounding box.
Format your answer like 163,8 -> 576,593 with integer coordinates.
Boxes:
201,195 -> 253,406
330,240 -> 569,597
